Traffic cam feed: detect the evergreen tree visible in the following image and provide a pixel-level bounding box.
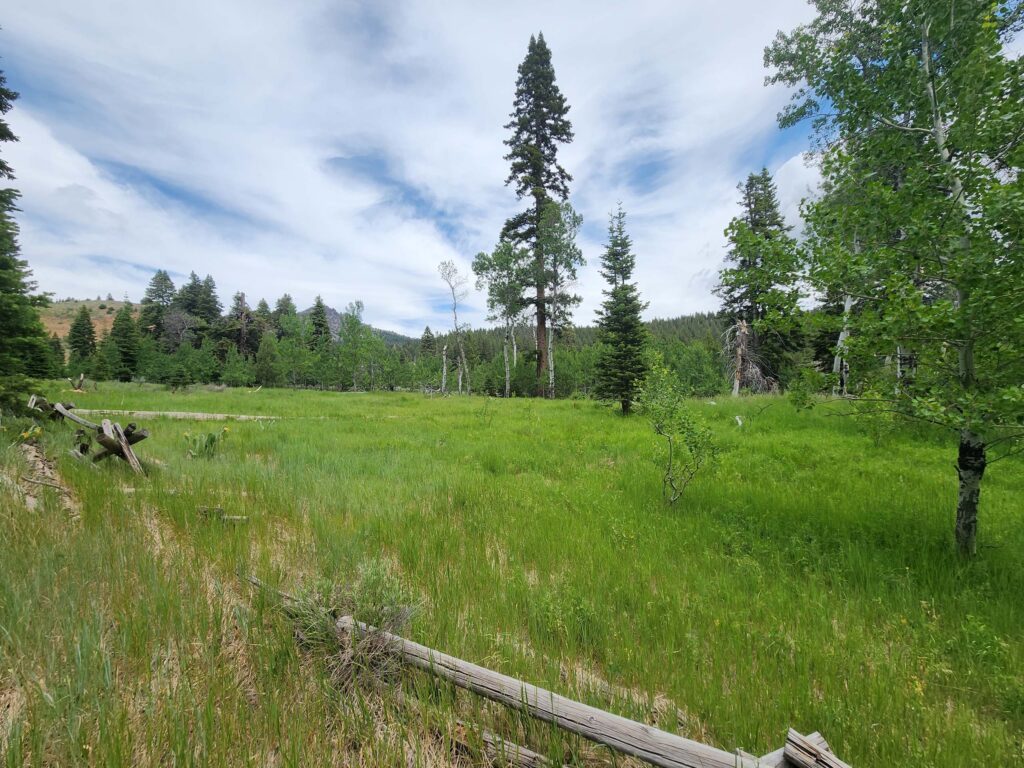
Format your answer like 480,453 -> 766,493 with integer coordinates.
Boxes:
254,298 -> 272,323
595,205 -> 648,415
174,272 -> 204,316
0,65 -> 50,410
196,275 -> 222,323
139,269 -> 175,337
66,305 -> 97,362
254,332 -> 283,387
47,333 -> 65,377
714,168 -> 802,383
501,32 -> 574,395
308,295 -> 331,348
272,293 -> 297,337
419,326 -> 436,357
227,291 -> 258,356
109,303 -> 140,381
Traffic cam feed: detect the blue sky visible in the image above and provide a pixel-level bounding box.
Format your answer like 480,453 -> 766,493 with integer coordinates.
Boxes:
2,1 -> 821,336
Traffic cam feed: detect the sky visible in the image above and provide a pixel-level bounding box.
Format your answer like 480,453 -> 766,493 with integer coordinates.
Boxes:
2,1 -> 823,337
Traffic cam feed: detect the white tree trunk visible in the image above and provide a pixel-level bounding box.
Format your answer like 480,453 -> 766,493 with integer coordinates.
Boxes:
503,326 -> 511,398
832,293 -> 854,395
441,344 -> 448,394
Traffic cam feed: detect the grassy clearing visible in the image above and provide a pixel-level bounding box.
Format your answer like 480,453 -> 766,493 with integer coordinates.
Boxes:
2,383 -> 1022,766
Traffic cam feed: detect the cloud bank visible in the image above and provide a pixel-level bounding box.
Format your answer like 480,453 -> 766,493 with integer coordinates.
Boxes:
3,1 -> 821,335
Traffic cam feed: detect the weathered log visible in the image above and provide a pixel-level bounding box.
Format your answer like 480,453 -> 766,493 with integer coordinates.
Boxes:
337,616 -> 763,768
52,402 -> 100,430
759,731 -> 828,767
783,729 -> 851,768
455,719 -> 558,768
113,422 -> 144,474
92,428 -> 148,463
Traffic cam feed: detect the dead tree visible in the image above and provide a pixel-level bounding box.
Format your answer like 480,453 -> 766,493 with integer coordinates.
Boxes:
724,320 -> 777,396
439,260 -> 471,395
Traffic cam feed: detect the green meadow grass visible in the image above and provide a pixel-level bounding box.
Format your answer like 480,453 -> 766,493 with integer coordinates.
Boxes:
1,383 -> 1022,766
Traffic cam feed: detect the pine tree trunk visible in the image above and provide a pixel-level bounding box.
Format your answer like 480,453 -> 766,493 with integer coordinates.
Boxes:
955,429 -> 986,556
536,286 -> 549,397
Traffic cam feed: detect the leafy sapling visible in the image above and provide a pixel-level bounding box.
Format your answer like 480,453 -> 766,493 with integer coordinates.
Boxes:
637,365 -> 718,505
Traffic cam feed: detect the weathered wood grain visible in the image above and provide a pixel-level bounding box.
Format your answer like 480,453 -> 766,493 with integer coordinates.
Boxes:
337,616 -> 766,768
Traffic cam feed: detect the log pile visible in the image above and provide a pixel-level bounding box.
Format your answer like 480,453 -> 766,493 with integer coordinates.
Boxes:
28,395 -> 149,474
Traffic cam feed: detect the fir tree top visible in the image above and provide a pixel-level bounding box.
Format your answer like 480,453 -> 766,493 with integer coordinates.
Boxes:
503,32 -> 574,203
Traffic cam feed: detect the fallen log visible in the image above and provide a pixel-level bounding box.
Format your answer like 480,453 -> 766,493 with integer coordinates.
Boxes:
338,616 -> 760,768
53,402 -> 99,430
759,731 -> 829,767
95,420 -> 144,473
784,729 -> 851,768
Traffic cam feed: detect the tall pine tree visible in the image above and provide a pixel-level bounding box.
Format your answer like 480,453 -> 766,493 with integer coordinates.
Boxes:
139,269 -> 175,338
109,303 -> 140,381
714,168 -> 802,384
595,205 -> 648,415
501,32 -> 574,396
308,295 -> 331,348
0,64 -> 50,409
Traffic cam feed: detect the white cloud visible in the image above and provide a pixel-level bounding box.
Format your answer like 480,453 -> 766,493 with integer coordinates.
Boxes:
3,0 -> 819,335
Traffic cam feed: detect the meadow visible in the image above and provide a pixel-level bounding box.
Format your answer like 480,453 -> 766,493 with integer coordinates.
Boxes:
1,383 -> 1022,766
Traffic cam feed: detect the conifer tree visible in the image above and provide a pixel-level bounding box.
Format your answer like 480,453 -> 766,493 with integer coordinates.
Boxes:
595,205 -> 647,415
254,332 -> 283,387
501,32 -> 574,395
66,305 -> 97,362
196,275 -> 222,323
419,326 -> 436,357
0,64 -> 50,409
174,272 -> 204,315
308,295 -> 331,348
109,303 -> 140,381
714,168 -> 802,383
139,269 -> 175,338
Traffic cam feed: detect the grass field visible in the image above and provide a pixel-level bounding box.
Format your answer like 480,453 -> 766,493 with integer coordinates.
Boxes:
2,383 -> 1022,766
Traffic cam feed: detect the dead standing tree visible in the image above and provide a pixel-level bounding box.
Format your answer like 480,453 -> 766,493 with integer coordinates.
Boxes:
439,260 -> 471,395
724,320 -> 777,396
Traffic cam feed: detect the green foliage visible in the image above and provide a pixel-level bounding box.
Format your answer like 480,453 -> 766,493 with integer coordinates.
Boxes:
221,347 -> 255,387
254,333 -> 283,387
308,295 -> 331,349
66,305 -> 97,363
108,303 -> 141,381
0,66 -> 50,412
715,168 -> 803,384
184,426 -> 229,458
638,364 -> 718,504
767,0 -> 1024,552
595,205 -> 648,413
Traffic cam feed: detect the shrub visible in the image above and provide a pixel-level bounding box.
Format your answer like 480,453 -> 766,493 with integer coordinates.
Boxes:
637,365 -> 717,504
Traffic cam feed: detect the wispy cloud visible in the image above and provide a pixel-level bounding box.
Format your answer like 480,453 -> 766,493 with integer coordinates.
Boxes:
3,1 -> 820,335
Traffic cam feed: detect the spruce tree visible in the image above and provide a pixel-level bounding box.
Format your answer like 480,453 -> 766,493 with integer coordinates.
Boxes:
139,269 -> 175,338
419,326 -> 436,357
595,205 -> 648,415
714,168 -> 802,383
501,32 -> 574,395
308,295 -> 331,348
174,272 -> 204,315
196,275 -> 222,323
66,305 -> 97,362
0,65 -> 50,410
109,303 -> 140,381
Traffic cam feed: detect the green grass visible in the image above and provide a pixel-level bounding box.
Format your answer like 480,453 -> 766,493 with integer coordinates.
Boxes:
2,383 -> 1022,766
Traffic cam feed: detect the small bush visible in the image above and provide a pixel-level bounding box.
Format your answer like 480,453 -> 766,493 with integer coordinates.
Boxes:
637,365 -> 717,505
184,427 -> 228,458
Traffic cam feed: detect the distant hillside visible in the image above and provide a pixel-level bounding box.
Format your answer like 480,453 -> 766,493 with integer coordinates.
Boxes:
41,298 -> 138,339
298,305 -> 415,347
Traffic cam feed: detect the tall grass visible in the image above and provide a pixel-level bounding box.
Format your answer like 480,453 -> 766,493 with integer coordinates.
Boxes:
1,382 -> 1021,766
